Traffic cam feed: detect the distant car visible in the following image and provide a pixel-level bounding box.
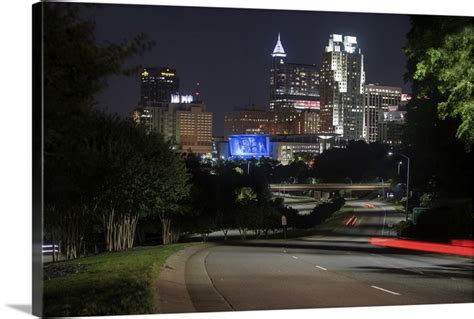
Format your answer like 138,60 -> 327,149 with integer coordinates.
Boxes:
366,203 -> 374,208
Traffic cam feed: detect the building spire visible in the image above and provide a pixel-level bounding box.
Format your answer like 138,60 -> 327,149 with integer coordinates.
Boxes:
272,32 -> 286,57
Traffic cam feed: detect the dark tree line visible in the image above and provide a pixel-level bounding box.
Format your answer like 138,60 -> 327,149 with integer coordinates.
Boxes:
43,3 -> 189,260
395,16 -> 473,239
402,16 -> 472,197
145,154 -> 346,242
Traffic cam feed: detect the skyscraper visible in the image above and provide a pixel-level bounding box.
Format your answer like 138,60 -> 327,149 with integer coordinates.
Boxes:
140,67 -> 180,105
133,101 -> 213,155
269,34 -> 320,118
223,106 -> 271,138
292,110 -> 321,135
363,84 -> 401,143
378,110 -> 406,145
319,34 -> 365,141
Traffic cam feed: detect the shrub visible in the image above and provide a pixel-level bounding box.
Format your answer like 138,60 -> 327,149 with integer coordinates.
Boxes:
396,220 -> 416,238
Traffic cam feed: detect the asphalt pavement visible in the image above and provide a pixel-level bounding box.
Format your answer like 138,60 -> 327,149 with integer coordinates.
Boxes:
182,200 -> 474,312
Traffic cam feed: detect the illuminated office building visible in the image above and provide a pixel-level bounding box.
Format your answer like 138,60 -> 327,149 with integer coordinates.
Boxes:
223,106 -> 271,138
292,110 -> 321,135
378,110 -> 406,145
176,104 -> 213,154
140,67 -> 179,104
134,100 -> 213,155
223,105 -> 300,137
363,84 -> 401,143
270,33 -> 320,121
319,34 -> 365,141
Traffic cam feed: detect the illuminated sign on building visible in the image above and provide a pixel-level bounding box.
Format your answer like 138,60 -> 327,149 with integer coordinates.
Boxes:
161,71 -> 175,77
171,94 -> 194,103
294,101 -> 320,110
401,93 -> 412,102
141,69 -> 149,77
229,135 -> 270,158
388,105 -> 399,112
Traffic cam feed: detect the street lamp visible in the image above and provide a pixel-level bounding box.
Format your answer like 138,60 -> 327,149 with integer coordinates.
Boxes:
388,151 -> 410,221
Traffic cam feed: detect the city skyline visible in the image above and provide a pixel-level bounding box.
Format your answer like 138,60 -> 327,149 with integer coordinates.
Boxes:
88,4 -> 411,135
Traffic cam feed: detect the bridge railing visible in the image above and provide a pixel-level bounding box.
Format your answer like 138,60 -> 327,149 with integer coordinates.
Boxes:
269,183 -> 391,192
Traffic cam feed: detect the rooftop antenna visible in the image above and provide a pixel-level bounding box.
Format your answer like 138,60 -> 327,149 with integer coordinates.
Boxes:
195,81 -> 200,99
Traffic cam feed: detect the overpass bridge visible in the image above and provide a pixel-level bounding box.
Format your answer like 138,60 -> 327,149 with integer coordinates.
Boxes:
269,183 -> 391,192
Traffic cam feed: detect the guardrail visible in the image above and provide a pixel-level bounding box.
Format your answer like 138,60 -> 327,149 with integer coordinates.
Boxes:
42,244 -> 59,255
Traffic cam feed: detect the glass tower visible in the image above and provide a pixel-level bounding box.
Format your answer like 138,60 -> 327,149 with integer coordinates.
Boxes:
319,34 -> 365,141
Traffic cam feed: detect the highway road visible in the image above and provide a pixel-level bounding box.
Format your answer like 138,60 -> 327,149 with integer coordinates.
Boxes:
184,200 -> 473,311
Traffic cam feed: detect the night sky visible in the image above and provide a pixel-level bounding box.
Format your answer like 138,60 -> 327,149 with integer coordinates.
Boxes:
86,3 -> 412,135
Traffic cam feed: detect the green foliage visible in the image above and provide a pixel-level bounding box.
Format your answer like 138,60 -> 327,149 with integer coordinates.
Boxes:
413,199 -> 472,239
412,26 -> 474,147
43,2 -> 154,115
283,198 -> 345,230
145,140 -> 191,216
233,167 -> 244,175
236,187 -> 257,202
419,192 -> 435,207
43,244 -> 193,316
396,197 -> 472,240
396,220 -> 415,238
402,16 -> 473,196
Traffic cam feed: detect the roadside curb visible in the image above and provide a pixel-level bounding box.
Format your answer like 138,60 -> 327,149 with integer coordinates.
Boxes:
156,242 -> 214,313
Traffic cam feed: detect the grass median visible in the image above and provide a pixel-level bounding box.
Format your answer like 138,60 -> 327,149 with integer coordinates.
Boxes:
43,243 -> 195,317
318,205 -> 354,229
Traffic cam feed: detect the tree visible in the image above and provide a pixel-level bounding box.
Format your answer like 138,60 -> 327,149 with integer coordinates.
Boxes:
98,118 -> 155,251
44,111 -> 106,259
145,140 -> 191,245
233,187 -> 258,240
42,2 -> 153,259
405,18 -> 473,148
402,16 -> 472,196
43,3 -> 153,116
213,168 -> 240,240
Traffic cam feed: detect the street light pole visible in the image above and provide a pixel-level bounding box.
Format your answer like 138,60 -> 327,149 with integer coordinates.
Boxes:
389,152 -> 410,221
404,155 -> 410,221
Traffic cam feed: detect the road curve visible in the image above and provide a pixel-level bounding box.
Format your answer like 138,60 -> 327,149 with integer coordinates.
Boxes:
184,200 -> 474,312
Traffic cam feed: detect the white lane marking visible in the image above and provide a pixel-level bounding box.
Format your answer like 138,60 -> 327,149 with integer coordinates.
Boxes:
315,265 -> 327,271
292,256 -> 298,259
352,217 -> 358,225
370,285 -> 401,296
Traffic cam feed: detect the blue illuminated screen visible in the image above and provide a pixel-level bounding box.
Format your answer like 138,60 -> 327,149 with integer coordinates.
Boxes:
229,135 -> 270,158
